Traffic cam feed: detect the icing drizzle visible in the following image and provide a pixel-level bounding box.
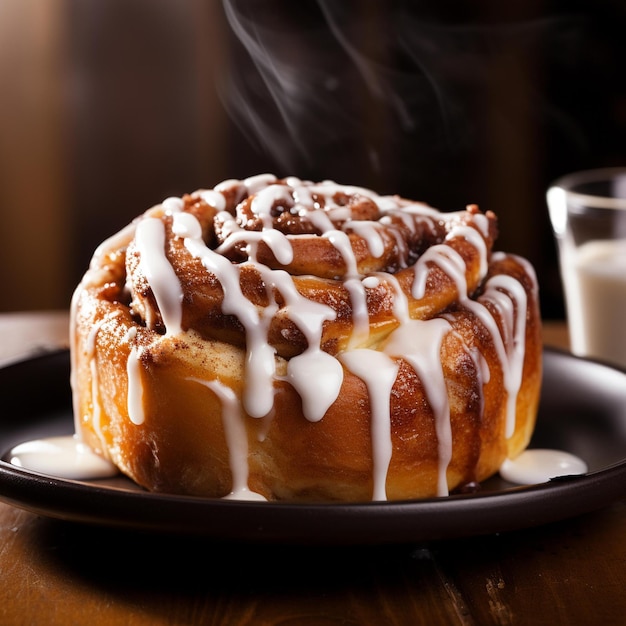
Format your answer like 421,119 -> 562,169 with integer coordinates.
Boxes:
67,174 -> 541,500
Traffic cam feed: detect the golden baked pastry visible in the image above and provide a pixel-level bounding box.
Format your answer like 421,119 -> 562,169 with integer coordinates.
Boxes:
70,174 -> 542,501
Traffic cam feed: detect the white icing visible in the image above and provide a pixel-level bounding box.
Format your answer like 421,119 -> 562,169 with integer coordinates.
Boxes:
126,345 -> 145,425
347,221 -> 386,258
135,217 -> 183,336
323,229 -> 359,276
500,449 -> 587,485
302,205 -> 335,232
339,350 -> 398,501
161,196 -> 184,214
287,351 -> 344,423
375,272 -> 410,323
480,273 -> 527,438
268,270 -> 343,422
185,230 -> 278,418
411,244 -> 467,300
250,183 -> 293,224
383,318 -> 453,496
197,189 -> 227,211
344,278 -> 370,349
86,322 -> 104,445
188,377 -> 267,501
172,211 -> 202,239
258,228 -> 295,265
243,173 -> 278,193
449,224 -> 489,279
362,276 -> 380,289
9,435 -> 118,480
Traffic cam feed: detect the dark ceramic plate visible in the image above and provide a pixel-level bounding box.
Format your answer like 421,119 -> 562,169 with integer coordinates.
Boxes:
0,348 -> 624,545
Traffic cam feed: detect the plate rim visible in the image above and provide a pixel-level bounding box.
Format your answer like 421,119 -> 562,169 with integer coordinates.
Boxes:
0,347 -> 624,544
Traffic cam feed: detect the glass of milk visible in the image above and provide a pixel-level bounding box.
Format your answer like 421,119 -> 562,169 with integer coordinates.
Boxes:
547,167 -> 626,369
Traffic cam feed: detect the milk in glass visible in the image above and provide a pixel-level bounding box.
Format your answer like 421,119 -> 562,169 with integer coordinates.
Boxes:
562,238 -> 626,368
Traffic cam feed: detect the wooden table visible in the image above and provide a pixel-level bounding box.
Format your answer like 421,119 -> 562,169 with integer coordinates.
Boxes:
0,313 -> 623,625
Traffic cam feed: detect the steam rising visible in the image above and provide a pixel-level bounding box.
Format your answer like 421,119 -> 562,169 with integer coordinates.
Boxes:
219,1 -> 582,188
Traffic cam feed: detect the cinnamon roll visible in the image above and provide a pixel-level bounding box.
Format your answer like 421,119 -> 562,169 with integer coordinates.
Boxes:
70,174 -> 542,501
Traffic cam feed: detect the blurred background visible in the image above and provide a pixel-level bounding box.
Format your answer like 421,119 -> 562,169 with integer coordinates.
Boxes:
1,0 -> 625,319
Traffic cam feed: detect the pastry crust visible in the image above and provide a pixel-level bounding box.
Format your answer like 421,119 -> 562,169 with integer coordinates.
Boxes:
70,175 -> 542,501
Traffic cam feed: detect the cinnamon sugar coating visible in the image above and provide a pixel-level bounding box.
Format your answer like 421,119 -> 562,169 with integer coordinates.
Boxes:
71,175 -> 542,501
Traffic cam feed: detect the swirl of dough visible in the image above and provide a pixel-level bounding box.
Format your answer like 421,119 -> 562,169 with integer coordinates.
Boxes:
70,174 -> 541,502
125,175 -> 497,358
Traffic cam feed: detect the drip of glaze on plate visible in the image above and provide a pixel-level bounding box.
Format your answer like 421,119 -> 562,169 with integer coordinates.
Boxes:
499,449 -> 588,485
9,435 -> 118,480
